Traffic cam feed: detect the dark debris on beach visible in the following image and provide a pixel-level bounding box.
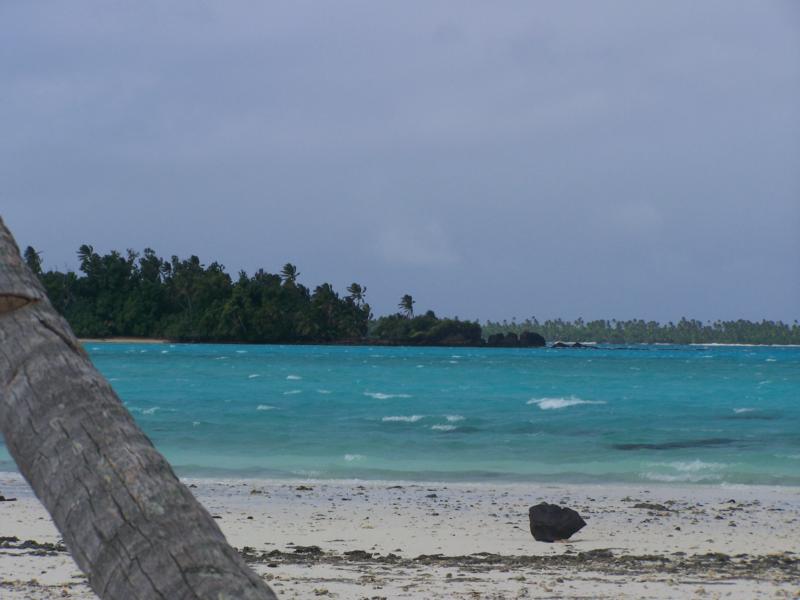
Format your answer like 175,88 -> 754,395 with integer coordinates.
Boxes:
0,536 -> 66,556
237,544 -> 800,583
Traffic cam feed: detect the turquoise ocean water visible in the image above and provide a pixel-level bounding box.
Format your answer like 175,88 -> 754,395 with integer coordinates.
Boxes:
2,343 -> 798,485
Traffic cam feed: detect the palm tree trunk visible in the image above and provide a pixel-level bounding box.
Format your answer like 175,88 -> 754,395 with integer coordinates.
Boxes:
0,217 -> 276,600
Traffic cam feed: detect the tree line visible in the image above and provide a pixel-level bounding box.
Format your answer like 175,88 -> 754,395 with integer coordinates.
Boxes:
483,317 -> 800,345
23,244 -> 483,345
24,245 -> 373,342
23,245 -> 798,345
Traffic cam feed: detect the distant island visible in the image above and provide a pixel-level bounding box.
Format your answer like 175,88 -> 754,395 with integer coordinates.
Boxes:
484,317 -> 800,346
24,245 -> 800,346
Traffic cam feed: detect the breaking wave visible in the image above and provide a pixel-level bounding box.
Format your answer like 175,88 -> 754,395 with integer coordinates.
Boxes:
527,396 -> 606,410
364,392 -> 412,400
382,415 -> 425,423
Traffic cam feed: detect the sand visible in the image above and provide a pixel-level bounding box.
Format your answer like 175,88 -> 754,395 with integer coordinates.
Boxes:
1,473 -> 798,598
78,337 -> 168,344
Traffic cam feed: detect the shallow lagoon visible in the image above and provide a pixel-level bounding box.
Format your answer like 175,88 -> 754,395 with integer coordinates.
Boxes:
3,343 -> 798,485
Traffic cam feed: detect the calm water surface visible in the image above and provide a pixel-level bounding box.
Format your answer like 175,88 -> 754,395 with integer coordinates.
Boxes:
2,343 -> 798,485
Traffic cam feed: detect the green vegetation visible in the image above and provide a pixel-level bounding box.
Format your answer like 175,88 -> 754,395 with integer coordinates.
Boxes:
30,245 -> 370,343
371,310 -> 482,346
483,317 -> 800,345
27,244 -> 482,345
24,244 -> 799,346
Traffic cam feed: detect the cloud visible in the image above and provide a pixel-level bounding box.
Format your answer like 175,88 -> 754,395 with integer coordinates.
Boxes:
1,1 -> 798,320
615,203 -> 663,233
375,222 -> 459,268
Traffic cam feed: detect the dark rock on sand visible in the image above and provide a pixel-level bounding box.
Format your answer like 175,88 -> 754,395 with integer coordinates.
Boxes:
0,494 -> 17,502
528,502 -> 587,542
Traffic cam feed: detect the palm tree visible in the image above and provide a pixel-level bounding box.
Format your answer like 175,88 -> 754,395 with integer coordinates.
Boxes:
399,293 -> 415,318
77,244 -> 97,275
347,282 -> 366,306
0,218 -> 277,600
23,246 -> 42,275
280,262 -> 299,286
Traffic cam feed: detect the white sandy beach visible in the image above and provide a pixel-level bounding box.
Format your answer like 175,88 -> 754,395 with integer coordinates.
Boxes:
1,473 -> 798,599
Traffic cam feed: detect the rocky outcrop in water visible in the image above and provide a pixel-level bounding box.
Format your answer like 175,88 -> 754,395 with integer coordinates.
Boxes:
486,331 -> 545,348
519,331 -> 546,347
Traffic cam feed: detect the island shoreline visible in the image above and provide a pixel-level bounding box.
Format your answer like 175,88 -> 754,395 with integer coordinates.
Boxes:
78,336 -> 800,348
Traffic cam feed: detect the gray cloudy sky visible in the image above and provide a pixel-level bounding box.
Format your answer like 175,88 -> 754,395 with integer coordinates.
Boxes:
2,1 -> 798,321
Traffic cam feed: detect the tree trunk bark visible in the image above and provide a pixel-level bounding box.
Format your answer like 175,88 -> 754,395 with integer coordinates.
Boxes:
0,217 -> 277,600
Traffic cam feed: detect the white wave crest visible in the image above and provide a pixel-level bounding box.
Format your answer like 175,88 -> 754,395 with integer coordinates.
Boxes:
286,374 -> 302,380
527,396 -> 606,410
256,404 -> 276,411
642,472 -> 722,483
733,407 -> 755,414
432,424 -> 456,431
653,460 -> 727,472
142,407 -> 160,415
292,469 -> 320,477
283,390 -> 302,395
344,454 -> 365,461
445,415 -> 465,422
317,389 -> 332,394
248,374 -> 261,379
364,392 -> 412,400
382,415 -> 424,423
642,459 -> 727,482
